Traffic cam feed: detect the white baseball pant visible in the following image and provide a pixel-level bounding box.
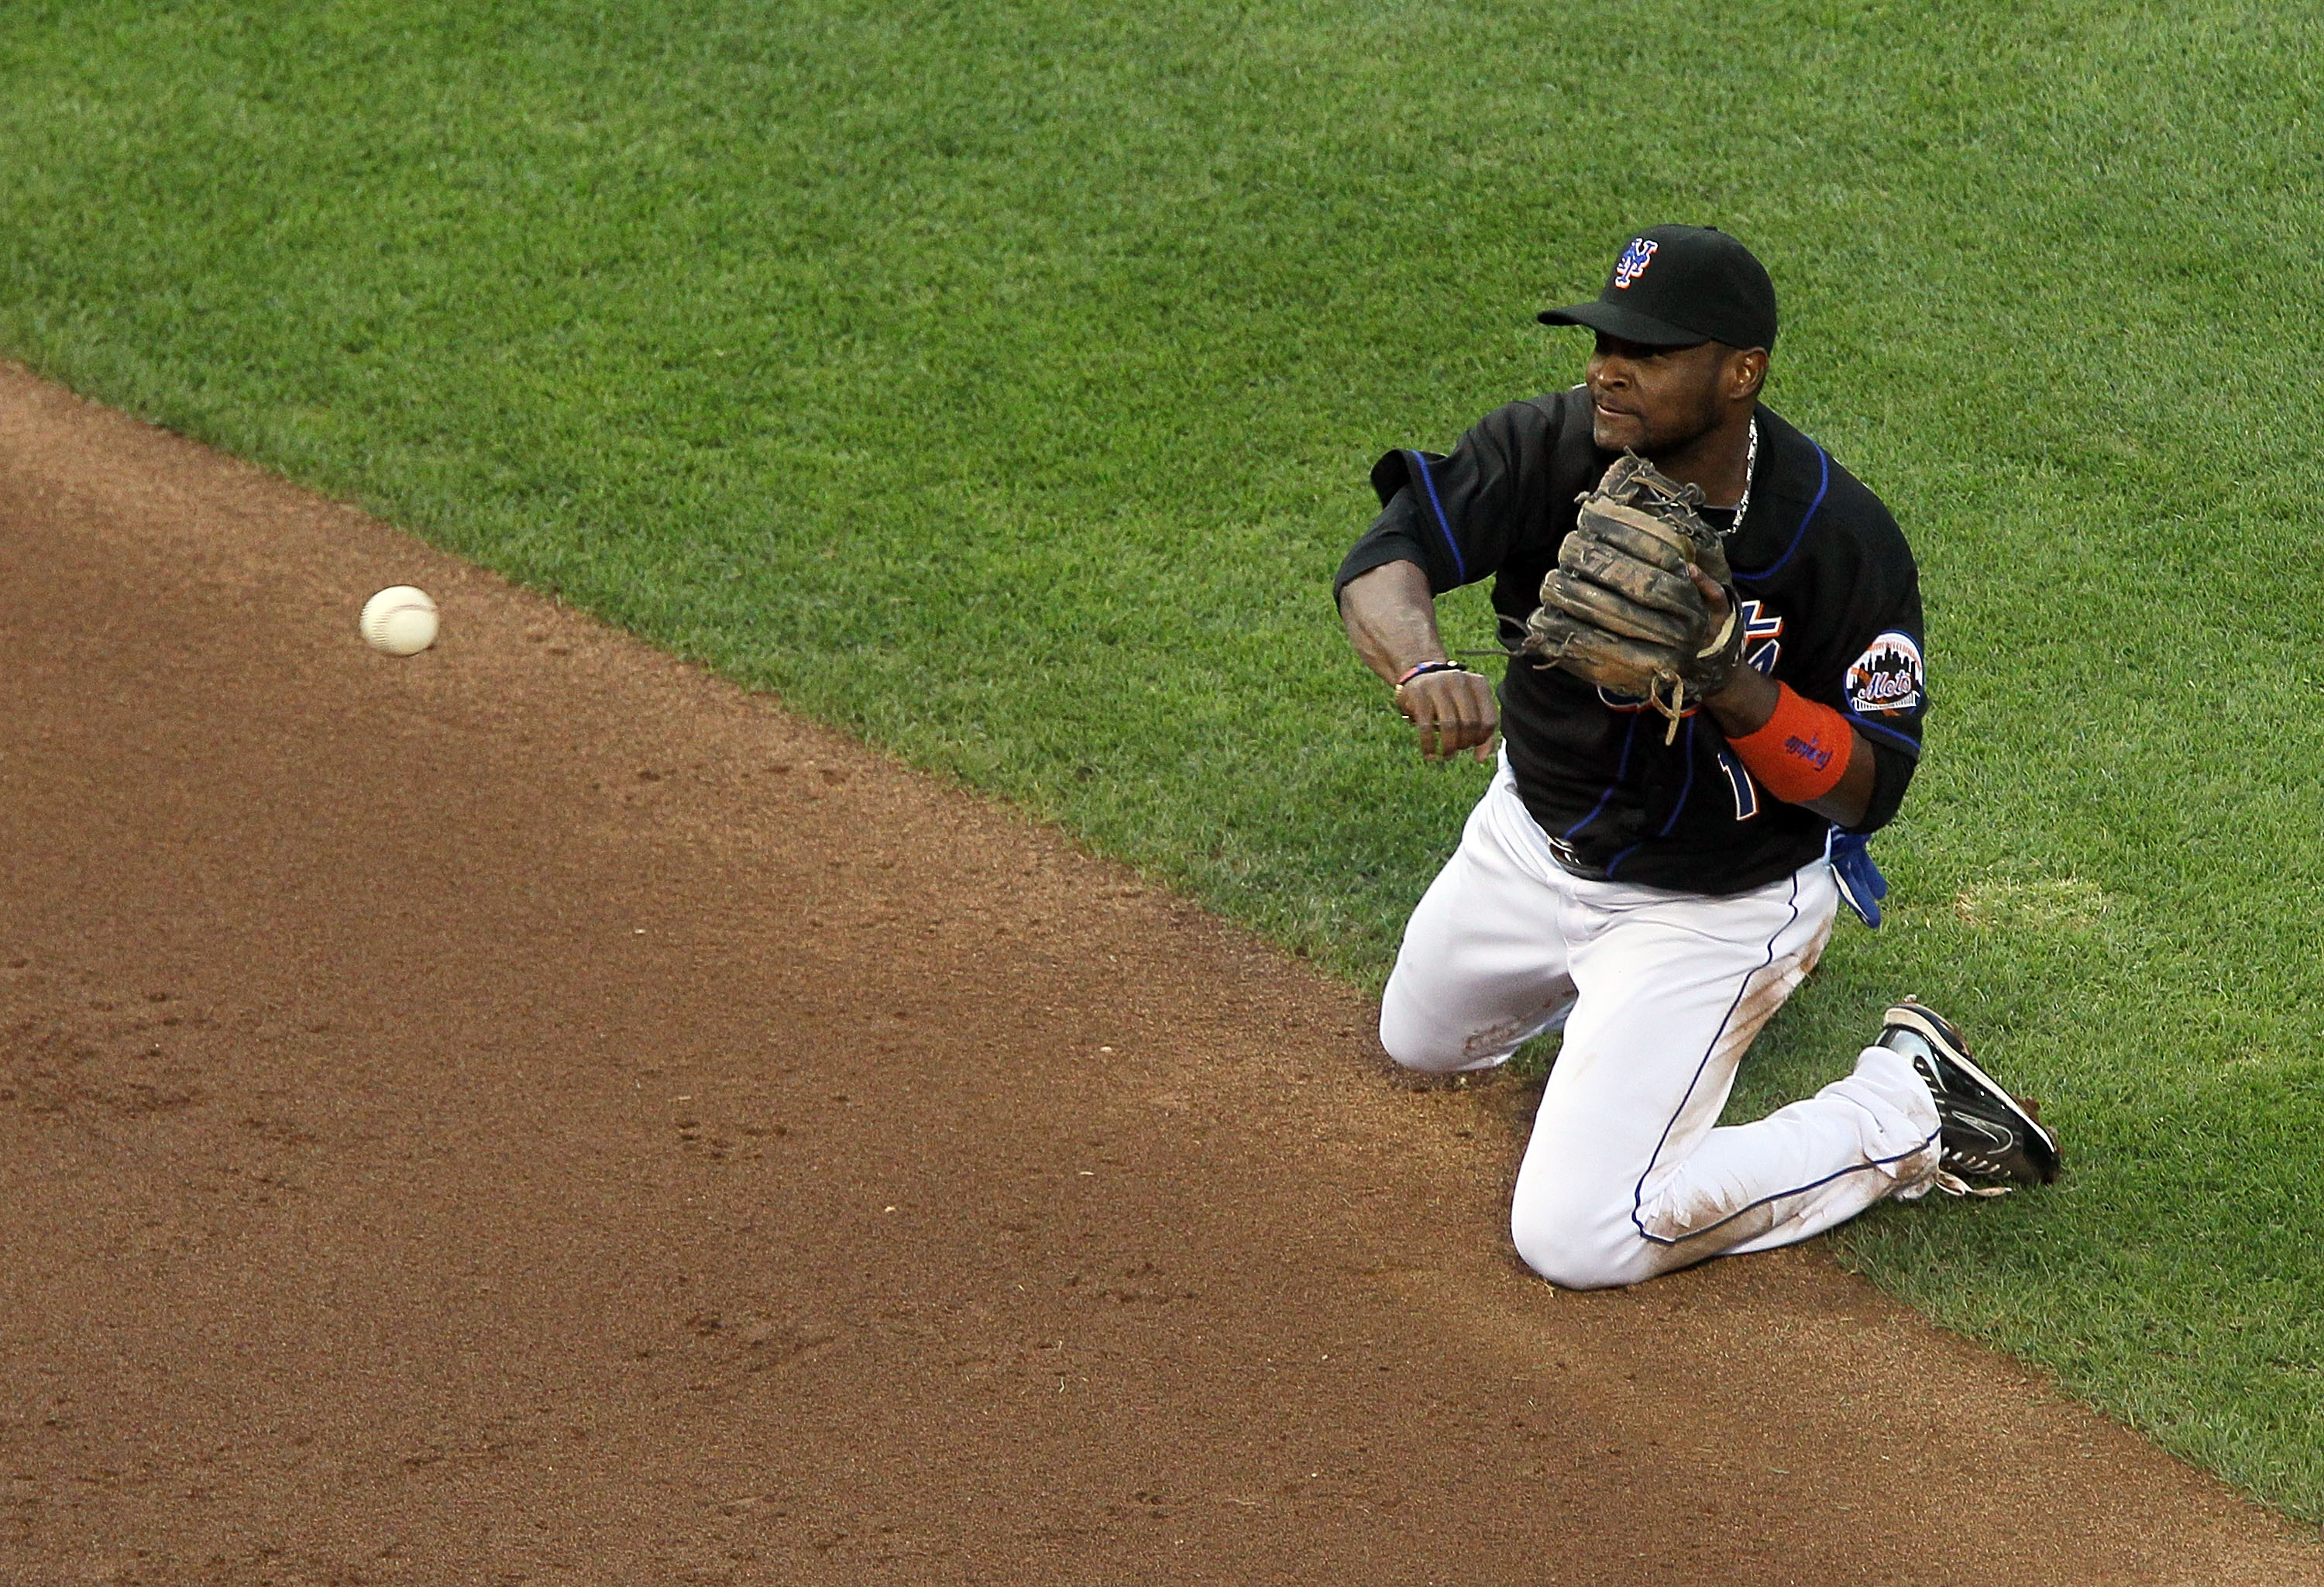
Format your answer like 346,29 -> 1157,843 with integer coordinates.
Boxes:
1380,759 -> 1941,1289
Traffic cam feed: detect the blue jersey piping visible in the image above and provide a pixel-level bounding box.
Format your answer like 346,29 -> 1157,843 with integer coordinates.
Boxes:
1602,717 -> 1698,880
1655,716 -> 1699,835
1562,714 -> 1640,844
1734,444 -> 1829,584
1408,451 -> 1466,586
1844,711 -> 1923,756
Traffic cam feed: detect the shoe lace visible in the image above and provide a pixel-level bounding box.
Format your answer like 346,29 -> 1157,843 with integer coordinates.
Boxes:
1929,1169 -> 2013,1200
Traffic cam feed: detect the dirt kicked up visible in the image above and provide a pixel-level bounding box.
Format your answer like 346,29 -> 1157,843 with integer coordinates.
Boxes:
2,363 -> 2316,1585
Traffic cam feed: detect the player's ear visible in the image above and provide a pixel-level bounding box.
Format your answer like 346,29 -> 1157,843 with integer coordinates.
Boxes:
1731,348 -> 1769,402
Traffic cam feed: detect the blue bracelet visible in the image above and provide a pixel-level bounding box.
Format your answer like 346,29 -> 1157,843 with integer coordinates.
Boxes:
1394,660 -> 1471,689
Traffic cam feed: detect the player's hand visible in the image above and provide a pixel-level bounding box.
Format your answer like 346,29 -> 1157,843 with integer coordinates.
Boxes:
1686,568 -> 1759,713
1397,669 -> 1499,763
1688,566 -> 1733,628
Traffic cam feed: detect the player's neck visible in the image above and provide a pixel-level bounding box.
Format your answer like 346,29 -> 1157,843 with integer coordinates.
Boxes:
1645,411 -> 1755,508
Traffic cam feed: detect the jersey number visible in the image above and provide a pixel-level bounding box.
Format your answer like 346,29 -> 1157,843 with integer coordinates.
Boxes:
1717,749 -> 1760,822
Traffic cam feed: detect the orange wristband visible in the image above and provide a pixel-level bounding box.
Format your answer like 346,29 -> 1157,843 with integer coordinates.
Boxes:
1728,683 -> 1854,804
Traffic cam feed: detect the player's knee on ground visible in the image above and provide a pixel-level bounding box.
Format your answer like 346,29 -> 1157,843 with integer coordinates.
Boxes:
1510,1210 -> 1655,1291
1509,1172 -> 1662,1291
1377,976 -> 1496,1075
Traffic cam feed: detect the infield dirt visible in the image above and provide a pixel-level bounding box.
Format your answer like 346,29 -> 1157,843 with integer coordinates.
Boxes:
3,363 -> 2317,1584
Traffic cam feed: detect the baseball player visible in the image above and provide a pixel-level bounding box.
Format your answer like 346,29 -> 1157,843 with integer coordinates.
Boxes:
1336,225 -> 2060,1289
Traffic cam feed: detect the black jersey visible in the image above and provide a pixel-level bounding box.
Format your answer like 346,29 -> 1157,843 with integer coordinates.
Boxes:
1336,387 -> 1926,895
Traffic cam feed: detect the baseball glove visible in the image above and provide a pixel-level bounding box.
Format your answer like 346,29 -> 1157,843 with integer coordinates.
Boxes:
1519,452 -> 1745,742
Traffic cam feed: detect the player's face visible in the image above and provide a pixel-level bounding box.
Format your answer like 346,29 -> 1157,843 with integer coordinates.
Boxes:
1584,334 -> 1731,455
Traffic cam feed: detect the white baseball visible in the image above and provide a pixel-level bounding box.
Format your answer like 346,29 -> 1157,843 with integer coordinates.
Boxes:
359,586 -> 440,656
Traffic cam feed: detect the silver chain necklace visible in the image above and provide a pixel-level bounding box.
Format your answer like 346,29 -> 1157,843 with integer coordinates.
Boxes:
1721,417 -> 1759,538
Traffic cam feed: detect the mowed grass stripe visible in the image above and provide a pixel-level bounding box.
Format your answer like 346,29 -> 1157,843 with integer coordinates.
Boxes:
5,0 -> 2322,1517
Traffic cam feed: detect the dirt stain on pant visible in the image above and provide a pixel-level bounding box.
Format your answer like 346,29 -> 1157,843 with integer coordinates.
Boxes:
1459,978 -> 1577,1066
1632,920 -> 1836,1244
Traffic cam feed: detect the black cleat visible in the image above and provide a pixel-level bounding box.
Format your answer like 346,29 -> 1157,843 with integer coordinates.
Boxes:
1879,1000 -> 2061,1192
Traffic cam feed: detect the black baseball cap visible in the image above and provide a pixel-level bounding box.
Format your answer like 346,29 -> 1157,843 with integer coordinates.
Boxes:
1538,225 -> 1778,350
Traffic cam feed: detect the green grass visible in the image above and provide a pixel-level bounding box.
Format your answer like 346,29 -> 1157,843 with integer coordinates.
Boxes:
7,0 -> 2324,1521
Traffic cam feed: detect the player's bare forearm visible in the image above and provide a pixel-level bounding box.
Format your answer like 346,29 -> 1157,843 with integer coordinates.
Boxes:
1339,560 -> 1500,762
1700,665 -> 1875,828
1339,559 -> 1443,680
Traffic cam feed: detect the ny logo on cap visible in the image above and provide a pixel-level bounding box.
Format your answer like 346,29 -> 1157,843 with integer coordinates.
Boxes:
1613,237 -> 1658,289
